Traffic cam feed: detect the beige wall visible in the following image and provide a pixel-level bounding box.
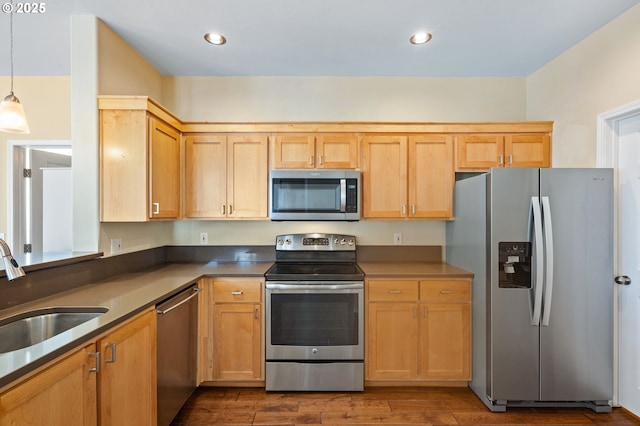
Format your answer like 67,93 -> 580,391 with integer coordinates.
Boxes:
163,76 -> 526,122
527,3 -> 640,167
97,21 -> 164,99
0,76 -> 71,241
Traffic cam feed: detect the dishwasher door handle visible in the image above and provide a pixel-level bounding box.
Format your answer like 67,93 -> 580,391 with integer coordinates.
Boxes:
156,287 -> 201,315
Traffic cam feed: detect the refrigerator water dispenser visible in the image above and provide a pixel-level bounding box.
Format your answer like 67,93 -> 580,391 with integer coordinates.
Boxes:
498,242 -> 531,288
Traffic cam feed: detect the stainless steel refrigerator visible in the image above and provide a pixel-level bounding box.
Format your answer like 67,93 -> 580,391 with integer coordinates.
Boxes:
446,168 -> 613,412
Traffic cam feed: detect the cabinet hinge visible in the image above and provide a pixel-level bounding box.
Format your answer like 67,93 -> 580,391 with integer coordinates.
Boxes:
23,168 -> 32,178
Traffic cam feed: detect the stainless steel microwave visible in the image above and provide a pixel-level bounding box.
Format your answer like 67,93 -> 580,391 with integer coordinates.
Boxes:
269,170 -> 360,221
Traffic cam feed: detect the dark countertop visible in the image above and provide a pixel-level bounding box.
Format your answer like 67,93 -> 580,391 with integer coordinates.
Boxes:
0,251 -> 103,278
0,261 -> 271,390
0,258 -> 471,390
358,261 -> 474,278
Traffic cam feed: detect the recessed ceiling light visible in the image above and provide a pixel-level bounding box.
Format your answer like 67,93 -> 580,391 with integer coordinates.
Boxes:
204,33 -> 227,45
410,32 -> 432,45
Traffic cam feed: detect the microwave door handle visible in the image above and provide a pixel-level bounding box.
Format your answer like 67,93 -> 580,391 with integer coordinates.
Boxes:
340,179 -> 347,212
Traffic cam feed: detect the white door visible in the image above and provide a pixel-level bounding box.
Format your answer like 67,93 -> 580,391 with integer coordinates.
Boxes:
618,112 -> 640,416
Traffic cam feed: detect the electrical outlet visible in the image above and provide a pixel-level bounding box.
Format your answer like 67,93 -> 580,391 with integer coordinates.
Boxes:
110,239 -> 122,254
394,233 -> 402,245
200,232 -> 208,244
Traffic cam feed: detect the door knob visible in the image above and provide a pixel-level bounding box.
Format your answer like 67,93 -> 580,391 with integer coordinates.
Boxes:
614,275 -> 632,285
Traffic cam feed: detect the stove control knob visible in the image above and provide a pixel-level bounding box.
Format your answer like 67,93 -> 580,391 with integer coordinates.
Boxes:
340,238 -> 346,245
285,238 -> 292,245
277,239 -> 284,245
312,348 -> 318,354
347,239 -> 354,246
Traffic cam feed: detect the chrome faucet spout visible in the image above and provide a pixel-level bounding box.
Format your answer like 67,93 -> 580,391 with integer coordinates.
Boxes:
0,239 -> 25,281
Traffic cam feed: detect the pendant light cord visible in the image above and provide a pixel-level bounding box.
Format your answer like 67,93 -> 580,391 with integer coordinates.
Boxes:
9,0 -> 14,94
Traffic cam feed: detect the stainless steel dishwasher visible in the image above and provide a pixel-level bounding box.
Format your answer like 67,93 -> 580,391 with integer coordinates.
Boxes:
156,284 -> 200,426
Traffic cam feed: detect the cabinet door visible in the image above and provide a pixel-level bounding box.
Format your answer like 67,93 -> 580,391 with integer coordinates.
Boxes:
212,303 -> 263,381
100,109 -> 148,221
361,135 -> 408,218
505,134 -> 551,168
272,135 -> 315,168
99,309 -> 157,426
315,134 -> 359,169
419,303 -> 471,380
184,134 -> 227,218
409,135 -> 454,218
0,344 -> 97,426
366,303 -> 418,379
456,134 -> 504,170
227,135 -> 269,218
149,116 -> 181,219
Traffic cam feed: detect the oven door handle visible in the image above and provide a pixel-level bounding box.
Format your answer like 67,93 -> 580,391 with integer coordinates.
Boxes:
266,283 -> 363,291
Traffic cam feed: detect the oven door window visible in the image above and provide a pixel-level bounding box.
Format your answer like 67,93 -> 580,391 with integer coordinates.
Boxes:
271,178 -> 342,213
270,293 -> 358,346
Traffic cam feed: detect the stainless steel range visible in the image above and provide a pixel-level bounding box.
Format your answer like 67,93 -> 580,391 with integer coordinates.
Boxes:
265,233 -> 364,391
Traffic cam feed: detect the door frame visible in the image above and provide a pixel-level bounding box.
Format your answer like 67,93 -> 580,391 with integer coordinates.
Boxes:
596,98 -> 640,407
5,140 -> 71,252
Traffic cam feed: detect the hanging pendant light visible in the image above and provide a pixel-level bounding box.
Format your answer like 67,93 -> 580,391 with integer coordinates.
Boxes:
0,0 -> 30,134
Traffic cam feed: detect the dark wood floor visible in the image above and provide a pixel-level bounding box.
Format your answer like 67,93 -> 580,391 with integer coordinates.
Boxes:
170,387 -> 640,425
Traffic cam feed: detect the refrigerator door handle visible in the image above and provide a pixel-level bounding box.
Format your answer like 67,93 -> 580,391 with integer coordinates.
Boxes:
529,196 -> 544,326
541,196 -> 554,326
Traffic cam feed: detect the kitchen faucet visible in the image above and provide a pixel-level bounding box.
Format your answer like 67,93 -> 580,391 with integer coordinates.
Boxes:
0,239 -> 25,281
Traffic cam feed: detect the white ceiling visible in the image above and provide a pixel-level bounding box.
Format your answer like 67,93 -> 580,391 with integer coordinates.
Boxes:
1,0 -> 638,77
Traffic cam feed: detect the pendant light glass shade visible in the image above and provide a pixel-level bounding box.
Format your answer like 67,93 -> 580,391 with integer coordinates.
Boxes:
1,1 -> 30,134
0,92 -> 30,134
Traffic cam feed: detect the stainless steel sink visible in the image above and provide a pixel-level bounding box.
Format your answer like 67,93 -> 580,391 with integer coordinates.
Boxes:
0,307 -> 108,354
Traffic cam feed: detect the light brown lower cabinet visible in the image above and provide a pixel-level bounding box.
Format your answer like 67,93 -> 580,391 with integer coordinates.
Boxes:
198,277 -> 264,385
0,308 -> 157,426
366,278 -> 471,385
98,308 -> 157,425
0,343 -> 97,426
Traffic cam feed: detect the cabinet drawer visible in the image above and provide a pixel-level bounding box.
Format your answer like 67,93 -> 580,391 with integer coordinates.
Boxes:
213,279 -> 262,303
419,280 -> 470,303
368,280 -> 418,302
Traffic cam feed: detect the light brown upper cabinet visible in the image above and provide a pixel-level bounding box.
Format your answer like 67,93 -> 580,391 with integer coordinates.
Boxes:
271,133 -> 359,169
184,134 -> 268,219
456,133 -> 551,171
361,134 -> 454,219
100,98 -> 181,221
